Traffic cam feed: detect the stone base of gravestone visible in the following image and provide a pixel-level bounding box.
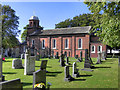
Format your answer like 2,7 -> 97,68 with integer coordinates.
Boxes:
72,73 -> 79,78
12,59 -> 23,69
0,78 -> 22,90
84,63 -> 92,68
64,75 -> 74,82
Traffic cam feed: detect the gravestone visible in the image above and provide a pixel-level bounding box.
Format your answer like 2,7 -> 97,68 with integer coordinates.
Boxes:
48,55 -> 51,59
72,62 -> 79,78
118,56 -> 120,66
21,54 -> 24,59
75,55 -> 78,59
12,59 -> 23,69
36,55 -> 40,61
77,51 -> 82,62
40,60 -> 48,70
60,54 -> 66,67
101,51 -> 106,60
24,49 -> 36,75
96,52 -> 102,64
66,57 -> 69,65
0,78 -> 22,90
33,69 -> 46,89
84,49 -> 92,68
55,52 -> 59,59
64,66 -> 74,81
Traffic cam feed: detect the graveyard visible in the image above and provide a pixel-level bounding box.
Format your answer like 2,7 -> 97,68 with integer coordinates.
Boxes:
2,56 -> 118,89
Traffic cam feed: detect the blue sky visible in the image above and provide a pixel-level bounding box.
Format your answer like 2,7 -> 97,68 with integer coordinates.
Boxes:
1,2 -> 91,42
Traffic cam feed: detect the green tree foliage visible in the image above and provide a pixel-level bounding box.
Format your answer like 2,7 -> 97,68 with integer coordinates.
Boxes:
55,14 -> 96,28
21,24 -> 43,43
84,2 -> 120,48
1,5 -> 20,48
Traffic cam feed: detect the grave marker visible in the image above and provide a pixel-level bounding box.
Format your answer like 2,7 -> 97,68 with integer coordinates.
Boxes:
12,59 -> 23,69
72,62 -> 79,78
66,57 -> 69,65
102,51 -> 106,60
96,52 -> 102,64
40,60 -> 48,70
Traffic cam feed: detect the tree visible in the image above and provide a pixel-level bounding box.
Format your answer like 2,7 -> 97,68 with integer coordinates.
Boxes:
21,24 -> 43,43
1,5 -> 20,48
55,14 -> 97,29
84,2 -> 120,48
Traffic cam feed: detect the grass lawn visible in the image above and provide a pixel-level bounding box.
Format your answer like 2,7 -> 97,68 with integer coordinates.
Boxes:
2,57 -> 118,89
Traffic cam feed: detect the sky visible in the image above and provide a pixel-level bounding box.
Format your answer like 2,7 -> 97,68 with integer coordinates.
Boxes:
1,2 -> 91,42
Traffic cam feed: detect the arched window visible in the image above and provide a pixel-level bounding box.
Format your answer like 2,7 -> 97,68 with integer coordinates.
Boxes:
65,39 -> 68,49
53,39 -> 56,49
42,40 -> 45,49
78,39 -> 82,49
91,45 -> 95,53
97,45 -> 102,53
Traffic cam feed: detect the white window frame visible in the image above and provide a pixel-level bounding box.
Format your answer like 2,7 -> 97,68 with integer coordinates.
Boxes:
42,40 -> 45,49
52,39 -> 56,49
91,45 -> 95,53
65,39 -> 69,49
78,38 -> 82,49
97,45 -> 102,53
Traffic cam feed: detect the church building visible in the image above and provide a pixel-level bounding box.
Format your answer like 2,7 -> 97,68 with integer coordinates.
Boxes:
26,16 -> 107,58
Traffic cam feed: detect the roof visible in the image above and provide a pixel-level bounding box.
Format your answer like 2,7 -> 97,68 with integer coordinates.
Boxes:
29,16 -> 39,20
30,26 -> 91,36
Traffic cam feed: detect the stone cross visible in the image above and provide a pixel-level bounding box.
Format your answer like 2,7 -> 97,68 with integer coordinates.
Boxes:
72,62 -> 79,77
96,52 -> 102,64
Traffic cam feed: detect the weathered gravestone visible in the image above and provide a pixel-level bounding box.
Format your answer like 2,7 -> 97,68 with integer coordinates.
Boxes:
84,49 -> 93,68
55,52 -> 59,59
96,52 -> 102,64
40,60 -> 48,70
72,62 -> 79,78
78,51 -> 83,62
24,49 -> 36,75
118,56 -> 120,66
101,51 -> 106,60
12,59 -> 23,69
66,57 -> 69,65
33,69 -> 46,89
75,55 -> 78,59
0,78 -> 22,90
60,55 -> 66,67
64,66 -> 74,81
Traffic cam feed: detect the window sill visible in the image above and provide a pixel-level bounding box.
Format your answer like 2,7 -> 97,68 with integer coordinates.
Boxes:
65,48 -> 69,49
52,48 -> 56,49
78,48 -> 82,49
91,52 -> 95,53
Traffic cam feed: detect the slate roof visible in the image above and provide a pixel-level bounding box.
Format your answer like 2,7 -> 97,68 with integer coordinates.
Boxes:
30,26 -> 91,36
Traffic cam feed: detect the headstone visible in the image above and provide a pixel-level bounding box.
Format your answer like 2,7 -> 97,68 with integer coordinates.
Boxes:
0,78 -> 22,90
24,49 -> 36,75
12,59 -> 23,69
84,49 -> 93,68
96,52 -> 102,64
36,55 -> 40,61
66,57 -> 69,65
21,54 -> 24,59
118,56 -> 120,66
101,51 -> 106,60
72,62 -> 79,78
75,55 -> 78,59
64,66 -> 74,81
40,60 -> 48,70
48,55 -> 51,59
60,54 -> 65,67
33,69 -> 46,89
77,51 -> 82,62
55,52 -> 59,59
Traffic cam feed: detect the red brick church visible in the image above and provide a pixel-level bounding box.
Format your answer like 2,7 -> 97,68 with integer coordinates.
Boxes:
26,16 -> 107,58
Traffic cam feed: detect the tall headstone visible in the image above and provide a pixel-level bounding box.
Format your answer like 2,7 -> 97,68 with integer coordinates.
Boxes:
66,57 -> 69,65
33,69 -> 46,89
72,62 -> 79,78
96,52 -> 102,64
101,51 -> 106,60
40,60 -> 48,70
64,66 -> 74,81
12,59 -> 23,69
84,49 -> 92,68
24,49 -> 36,75
60,54 -> 65,67
78,51 -> 83,62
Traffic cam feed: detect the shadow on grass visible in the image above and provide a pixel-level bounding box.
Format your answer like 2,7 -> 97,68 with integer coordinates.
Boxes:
35,66 -> 52,68
72,79 -> 86,81
3,72 -> 17,74
46,71 -> 62,77
3,61 -> 11,62
22,82 -> 32,86
79,75 -> 92,77
91,66 -> 111,69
